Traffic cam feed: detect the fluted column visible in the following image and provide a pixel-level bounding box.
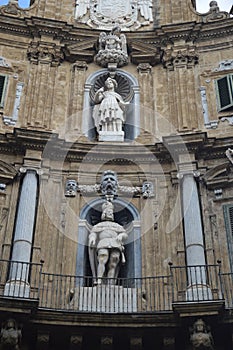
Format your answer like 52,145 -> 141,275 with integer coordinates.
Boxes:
179,169 -> 212,300
4,170 -> 38,297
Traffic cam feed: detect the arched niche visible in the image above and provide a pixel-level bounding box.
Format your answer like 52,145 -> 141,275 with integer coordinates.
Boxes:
82,69 -> 140,141
76,198 -> 141,285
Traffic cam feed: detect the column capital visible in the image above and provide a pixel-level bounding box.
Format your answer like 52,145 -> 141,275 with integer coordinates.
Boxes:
177,170 -> 200,180
137,63 -> 152,73
19,167 -> 43,175
72,60 -> 88,71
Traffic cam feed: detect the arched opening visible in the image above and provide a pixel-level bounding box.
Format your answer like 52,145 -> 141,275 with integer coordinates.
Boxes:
76,198 -> 141,286
82,69 -> 140,142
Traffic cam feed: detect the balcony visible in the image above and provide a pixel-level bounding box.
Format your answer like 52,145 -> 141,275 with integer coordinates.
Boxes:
0,259 -> 231,314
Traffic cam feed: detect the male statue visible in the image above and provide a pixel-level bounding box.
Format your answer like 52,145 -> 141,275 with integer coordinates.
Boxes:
88,201 -> 128,285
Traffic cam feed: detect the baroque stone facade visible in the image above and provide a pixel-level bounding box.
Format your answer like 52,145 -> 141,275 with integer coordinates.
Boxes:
0,0 -> 233,349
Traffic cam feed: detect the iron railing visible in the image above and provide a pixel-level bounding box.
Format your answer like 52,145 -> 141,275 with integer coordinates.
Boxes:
39,273 -> 173,312
0,259 -> 232,312
170,264 -> 223,303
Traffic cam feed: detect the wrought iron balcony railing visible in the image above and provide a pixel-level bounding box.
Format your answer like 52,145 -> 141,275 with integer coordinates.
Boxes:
0,259 -> 231,313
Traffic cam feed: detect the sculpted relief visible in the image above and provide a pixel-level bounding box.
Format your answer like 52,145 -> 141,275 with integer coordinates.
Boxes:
75,0 -> 153,30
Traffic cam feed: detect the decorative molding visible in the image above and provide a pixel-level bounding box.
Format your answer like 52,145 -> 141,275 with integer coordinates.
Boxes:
75,0 -> 153,31
65,179 -> 78,197
94,27 -> 128,70
202,1 -> 230,23
0,2 -> 22,17
101,336 -> 113,346
226,148 -> 233,165
0,56 -> 11,68
70,335 -> 83,345
221,116 -> 233,126
137,63 -> 152,73
163,336 -> 175,347
65,171 -> 151,199
205,121 -> 219,129
199,86 -> 218,129
3,82 -> 24,126
130,337 -> 142,348
162,47 -> 198,70
27,41 -> 64,66
72,61 -> 88,71
37,333 -> 50,344
213,59 -> 233,72
214,188 -> 223,199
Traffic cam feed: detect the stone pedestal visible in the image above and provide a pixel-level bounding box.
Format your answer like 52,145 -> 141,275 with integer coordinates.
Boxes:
70,286 -> 137,313
99,131 -> 124,142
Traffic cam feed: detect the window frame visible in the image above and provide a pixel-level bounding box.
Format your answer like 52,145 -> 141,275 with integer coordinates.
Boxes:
223,204 -> 233,272
215,74 -> 233,112
0,74 -> 8,108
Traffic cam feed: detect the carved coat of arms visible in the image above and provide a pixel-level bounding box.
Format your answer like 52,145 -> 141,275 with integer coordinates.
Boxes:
75,0 -> 153,30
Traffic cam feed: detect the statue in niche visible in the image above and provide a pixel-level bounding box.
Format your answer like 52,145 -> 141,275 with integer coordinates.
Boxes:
0,319 -> 22,350
190,319 -> 214,350
95,26 -> 128,68
93,77 -> 129,139
88,200 -> 128,285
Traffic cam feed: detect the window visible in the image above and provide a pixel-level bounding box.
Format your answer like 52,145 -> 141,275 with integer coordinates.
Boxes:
223,204 -> 233,272
0,75 -> 8,108
215,74 -> 233,111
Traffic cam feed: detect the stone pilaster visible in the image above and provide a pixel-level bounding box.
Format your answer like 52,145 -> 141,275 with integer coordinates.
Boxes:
67,61 -> 88,137
137,63 -> 153,136
162,46 -> 199,132
23,40 -> 64,129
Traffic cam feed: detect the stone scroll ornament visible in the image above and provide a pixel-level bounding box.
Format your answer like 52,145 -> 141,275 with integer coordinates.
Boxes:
75,0 -> 153,30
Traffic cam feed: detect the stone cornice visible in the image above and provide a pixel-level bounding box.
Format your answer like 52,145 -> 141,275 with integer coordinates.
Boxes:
0,129 -> 232,166
0,16 -> 232,65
